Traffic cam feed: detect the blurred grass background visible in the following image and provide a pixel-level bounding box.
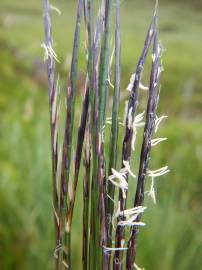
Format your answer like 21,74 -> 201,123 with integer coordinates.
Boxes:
0,0 -> 202,269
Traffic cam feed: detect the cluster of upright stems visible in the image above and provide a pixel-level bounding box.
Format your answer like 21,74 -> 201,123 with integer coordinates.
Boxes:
43,0 -> 168,269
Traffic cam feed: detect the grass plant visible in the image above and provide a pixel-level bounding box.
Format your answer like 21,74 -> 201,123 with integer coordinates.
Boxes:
43,1 -> 170,270
0,1 -> 202,270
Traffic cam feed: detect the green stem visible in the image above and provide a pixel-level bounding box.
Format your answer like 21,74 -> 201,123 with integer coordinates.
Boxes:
90,1 -> 113,269
61,0 -> 83,268
83,123 -> 91,270
107,0 -> 121,250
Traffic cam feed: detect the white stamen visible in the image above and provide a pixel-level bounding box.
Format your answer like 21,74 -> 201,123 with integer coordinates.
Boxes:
119,206 -> 146,217
103,246 -> 128,254
145,176 -> 156,204
50,5 -> 62,15
139,82 -> 149,91
62,261 -> 69,269
131,131 -> 137,151
41,42 -> 60,63
108,78 -> 114,88
134,111 -> 145,124
49,46 -> 60,62
107,193 -> 116,203
147,166 -> 170,178
148,186 -> 156,204
108,168 -> 128,199
155,115 -> 168,133
151,137 -> 167,146
126,73 -> 136,92
134,262 -> 145,270
131,112 -> 145,150
121,160 -> 136,178
118,220 -> 146,227
117,206 -> 146,227
41,43 -> 49,61
128,109 -> 145,129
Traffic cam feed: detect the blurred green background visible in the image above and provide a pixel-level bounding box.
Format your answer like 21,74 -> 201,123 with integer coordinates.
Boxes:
0,0 -> 202,269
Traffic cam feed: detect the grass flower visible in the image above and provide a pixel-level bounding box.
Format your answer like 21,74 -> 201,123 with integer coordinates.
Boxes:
151,137 -> 167,146
118,206 -> 146,227
109,168 -> 128,199
41,42 -> 60,63
154,115 -> 168,133
147,166 -> 170,177
50,5 -> 62,15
